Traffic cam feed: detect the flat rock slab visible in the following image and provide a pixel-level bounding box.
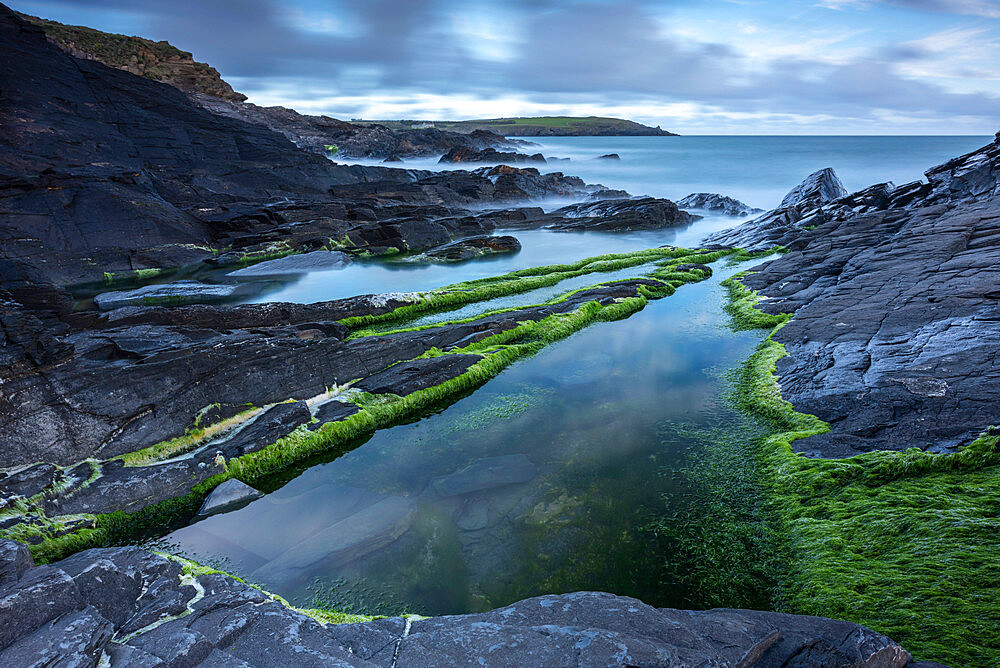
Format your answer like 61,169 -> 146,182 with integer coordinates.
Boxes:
356,354 -> 482,396
94,281 -> 238,310
432,453 -> 537,497
314,400 -> 360,425
226,251 -> 351,277
250,496 -> 417,589
0,539 -> 920,667
196,479 -> 263,518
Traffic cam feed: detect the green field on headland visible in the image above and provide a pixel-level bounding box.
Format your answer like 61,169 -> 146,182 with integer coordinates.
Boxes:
350,116 -> 677,136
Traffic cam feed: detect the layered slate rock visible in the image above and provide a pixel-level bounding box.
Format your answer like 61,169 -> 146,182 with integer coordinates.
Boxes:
735,135 -> 1000,456
196,479 -> 263,518
0,539 -> 923,667
94,281 -> 241,310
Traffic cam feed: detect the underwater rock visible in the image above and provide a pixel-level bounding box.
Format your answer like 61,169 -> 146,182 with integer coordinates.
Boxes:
196,479 -> 263,518
432,454 -> 537,497
251,496 -> 417,588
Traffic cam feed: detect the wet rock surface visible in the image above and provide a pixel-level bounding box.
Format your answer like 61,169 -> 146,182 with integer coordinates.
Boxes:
677,192 -> 764,217
438,146 -> 546,164
0,539 -> 923,667
720,136 -> 1000,456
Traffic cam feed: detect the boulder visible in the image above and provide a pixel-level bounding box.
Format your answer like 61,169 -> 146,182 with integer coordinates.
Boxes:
197,480 -> 264,518
419,235 -> 521,263
596,153 -> 621,160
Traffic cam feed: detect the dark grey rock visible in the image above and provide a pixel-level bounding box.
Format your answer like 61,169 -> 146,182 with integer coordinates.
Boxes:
418,235 -> 521,263
211,401 -> 312,459
596,153 -> 621,160
356,355 -> 482,396
196,479 -> 264,518
677,192 -> 764,217
0,566 -> 84,651
313,400 -> 359,426
0,606 -> 113,667
95,281 -> 240,310
0,539 -> 33,588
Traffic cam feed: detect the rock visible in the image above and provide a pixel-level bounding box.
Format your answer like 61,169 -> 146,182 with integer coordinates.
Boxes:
677,192 -> 764,217
313,400 -> 359,426
780,167 -> 848,209
197,480 -> 264,518
735,136 -> 1000,456
455,500 -> 490,531
94,281 -> 240,310
0,540 -> 923,666
226,251 -> 351,277
251,496 -> 417,588
0,540 -> 33,588
212,401 -> 312,459
596,153 -> 621,160
439,147 -> 546,164
549,197 -> 700,231
0,606 -> 113,667
432,454 -> 537,497
419,235 -> 521,262
356,355 -> 483,396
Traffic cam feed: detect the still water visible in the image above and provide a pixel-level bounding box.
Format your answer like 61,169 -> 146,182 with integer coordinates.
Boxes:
157,260 -> 764,615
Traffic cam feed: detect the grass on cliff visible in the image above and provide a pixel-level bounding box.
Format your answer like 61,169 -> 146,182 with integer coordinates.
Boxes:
724,274 -> 1000,667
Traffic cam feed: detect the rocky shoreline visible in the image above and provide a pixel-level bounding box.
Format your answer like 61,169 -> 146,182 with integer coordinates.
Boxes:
2,2 -> 998,665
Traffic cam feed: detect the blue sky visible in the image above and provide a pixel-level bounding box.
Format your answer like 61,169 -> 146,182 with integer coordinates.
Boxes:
14,0 -> 1000,133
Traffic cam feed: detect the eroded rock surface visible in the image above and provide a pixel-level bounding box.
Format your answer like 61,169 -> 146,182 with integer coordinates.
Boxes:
677,192 -> 764,217
0,539 -> 924,668
729,136 -> 1000,456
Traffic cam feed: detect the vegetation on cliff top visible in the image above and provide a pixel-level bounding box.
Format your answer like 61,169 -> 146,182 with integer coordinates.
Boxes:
18,12 -> 246,101
351,116 -> 677,136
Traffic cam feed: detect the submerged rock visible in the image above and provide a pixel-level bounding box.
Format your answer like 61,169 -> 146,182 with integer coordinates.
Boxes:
596,153 -> 621,160
94,281 -> 239,310
432,454 -> 537,497
226,250 -> 351,277
196,479 -> 263,518
677,192 -> 764,217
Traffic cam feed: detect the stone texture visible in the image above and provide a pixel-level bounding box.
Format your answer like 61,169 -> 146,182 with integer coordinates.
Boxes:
677,192 -> 764,217
197,480 -> 264,518
94,281 -> 240,310
226,251 -> 351,277
0,540 -> 925,668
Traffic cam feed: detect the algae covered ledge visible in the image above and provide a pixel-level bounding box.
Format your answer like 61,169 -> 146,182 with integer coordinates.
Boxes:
716,271 -> 1000,667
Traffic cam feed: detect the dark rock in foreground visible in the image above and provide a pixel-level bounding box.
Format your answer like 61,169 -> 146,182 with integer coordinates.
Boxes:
0,539 -> 923,667
417,235 -> 521,263
677,192 -> 764,217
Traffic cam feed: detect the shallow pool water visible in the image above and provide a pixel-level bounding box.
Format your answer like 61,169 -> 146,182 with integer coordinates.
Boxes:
156,259 -> 766,615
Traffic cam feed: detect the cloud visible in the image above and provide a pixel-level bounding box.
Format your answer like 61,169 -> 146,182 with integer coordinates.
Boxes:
12,0 -> 1000,133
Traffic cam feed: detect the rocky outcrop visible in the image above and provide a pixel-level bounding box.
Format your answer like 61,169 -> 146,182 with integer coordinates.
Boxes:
0,538 -> 924,667
438,147 -> 546,164
677,192 -> 763,217
493,197 -> 700,232
415,235 -> 521,263
704,168 -> 848,249
736,135 -> 1000,456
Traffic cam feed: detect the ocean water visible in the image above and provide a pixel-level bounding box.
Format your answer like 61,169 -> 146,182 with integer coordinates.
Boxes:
243,135 -> 990,304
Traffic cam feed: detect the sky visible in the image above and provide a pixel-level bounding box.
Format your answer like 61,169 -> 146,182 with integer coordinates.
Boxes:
13,0 -> 1000,134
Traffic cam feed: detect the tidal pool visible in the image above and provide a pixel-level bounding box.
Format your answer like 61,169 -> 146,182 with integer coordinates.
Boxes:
155,259 -> 767,616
